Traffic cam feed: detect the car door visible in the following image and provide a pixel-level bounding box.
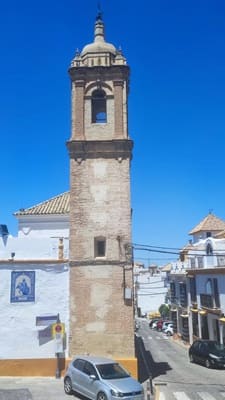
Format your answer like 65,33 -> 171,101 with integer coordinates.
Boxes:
82,361 -> 99,399
192,341 -> 201,363
70,358 -> 86,394
199,342 -> 209,365
198,342 -> 208,365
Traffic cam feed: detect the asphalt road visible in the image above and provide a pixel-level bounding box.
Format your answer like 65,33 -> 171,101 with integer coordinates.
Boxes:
137,318 -> 225,400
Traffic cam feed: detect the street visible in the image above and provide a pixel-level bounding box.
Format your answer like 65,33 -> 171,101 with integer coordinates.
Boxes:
137,318 -> 225,400
1,320 -> 225,400
0,377 -> 69,400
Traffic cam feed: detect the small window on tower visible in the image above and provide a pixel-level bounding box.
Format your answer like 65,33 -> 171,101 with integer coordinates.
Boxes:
94,237 -> 106,258
92,89 -> 107,123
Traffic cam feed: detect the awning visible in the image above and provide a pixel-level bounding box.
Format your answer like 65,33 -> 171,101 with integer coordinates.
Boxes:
191,308 -> 198,313
181,314 -> 189,318
199,310 -> 207,315
219,317 -> 225,323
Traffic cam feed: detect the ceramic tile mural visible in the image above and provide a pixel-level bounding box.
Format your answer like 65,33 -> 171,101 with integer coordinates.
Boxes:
11,271 -> 35,302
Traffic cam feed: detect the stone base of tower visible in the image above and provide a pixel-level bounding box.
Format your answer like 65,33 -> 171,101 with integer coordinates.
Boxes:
69,264 -> 135,359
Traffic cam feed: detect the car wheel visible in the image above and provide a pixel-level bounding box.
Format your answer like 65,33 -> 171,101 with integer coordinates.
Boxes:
205,359 -> 211,368
167,331 -> 172,336
64,377 -> 73,395
189,354 -> 194,363
97,391 -> 108,400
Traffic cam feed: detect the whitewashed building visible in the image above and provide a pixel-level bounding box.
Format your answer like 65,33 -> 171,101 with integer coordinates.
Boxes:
0,192 -> 70,376
134,264 -> 168,317
168,212 -> 225,345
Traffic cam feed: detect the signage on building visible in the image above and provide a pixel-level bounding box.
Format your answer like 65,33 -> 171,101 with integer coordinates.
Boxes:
52,323 -> 65,337
36,315 -> 58,326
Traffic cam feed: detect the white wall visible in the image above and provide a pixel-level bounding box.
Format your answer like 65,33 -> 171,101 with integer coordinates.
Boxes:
0,263 -> 69,359
0,236 -> 69,260
17,215 -> 69,239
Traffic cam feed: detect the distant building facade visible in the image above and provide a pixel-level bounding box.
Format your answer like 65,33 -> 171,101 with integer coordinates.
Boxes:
168,213 -> 225,345
134,264 -> 168,317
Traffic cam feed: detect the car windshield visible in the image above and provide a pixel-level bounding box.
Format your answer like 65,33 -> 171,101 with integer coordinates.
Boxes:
96,363 -> 130,379
208,342 -> 225,352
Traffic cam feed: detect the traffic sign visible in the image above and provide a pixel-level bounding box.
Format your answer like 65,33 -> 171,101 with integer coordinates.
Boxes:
52,323 -> 65,337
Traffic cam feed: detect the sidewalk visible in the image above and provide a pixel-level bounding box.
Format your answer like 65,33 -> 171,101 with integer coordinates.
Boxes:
172,334 -> 190,349
0,376 -> 68,400
0,376 -> 153,400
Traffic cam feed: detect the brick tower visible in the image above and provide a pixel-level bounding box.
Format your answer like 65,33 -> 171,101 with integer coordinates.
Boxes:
67,13 -> 135,363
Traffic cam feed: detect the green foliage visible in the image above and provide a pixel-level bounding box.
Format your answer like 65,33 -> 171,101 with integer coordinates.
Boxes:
158,304 -> 169,318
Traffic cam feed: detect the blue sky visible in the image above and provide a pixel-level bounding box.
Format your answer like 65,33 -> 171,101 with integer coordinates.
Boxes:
1,1 -> 225,265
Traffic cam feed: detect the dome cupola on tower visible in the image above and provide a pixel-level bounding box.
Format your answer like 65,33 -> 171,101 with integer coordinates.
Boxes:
71,13 -> 126,67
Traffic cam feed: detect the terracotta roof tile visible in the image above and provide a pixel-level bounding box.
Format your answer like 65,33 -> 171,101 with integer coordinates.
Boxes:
189,213 -> 225,235
14,192 -> 70,216
161,263 -> 172,272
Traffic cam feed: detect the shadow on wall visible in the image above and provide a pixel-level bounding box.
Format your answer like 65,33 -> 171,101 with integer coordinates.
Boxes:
135,335 -> 172,383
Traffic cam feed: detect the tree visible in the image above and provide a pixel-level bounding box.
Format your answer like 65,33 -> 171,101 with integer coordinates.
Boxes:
159,304 -> 169,318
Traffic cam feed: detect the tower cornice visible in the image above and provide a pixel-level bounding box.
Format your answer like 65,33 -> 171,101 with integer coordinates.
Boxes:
66,139 -> 133,161
69,65 -> 130,82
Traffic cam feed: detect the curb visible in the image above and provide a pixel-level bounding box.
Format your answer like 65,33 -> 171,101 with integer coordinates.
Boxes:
154,385 -> 160,400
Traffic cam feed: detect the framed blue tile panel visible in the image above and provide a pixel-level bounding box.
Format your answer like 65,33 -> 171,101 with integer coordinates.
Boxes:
11,271 -> 35,302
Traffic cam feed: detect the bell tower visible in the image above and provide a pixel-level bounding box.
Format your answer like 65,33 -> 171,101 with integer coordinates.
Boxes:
67,13 -> 135,363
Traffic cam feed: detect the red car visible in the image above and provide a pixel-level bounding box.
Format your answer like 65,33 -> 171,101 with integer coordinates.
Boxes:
156,320 -> 164,331
156,319 -> 172,331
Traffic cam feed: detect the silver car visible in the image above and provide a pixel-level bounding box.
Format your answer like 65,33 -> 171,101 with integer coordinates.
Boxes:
64,355 -> 144,400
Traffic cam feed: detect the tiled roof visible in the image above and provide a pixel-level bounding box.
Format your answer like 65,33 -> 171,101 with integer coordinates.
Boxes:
180,242 -> 194,252
189,213 -> 225,235
215,230 -> 225,239
161,263 -> 172,272
14,192 -> 70,216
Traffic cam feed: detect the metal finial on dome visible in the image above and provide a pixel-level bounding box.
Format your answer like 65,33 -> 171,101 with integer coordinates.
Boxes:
96,1 -> 103,21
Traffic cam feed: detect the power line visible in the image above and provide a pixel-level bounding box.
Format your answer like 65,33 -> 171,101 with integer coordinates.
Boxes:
133,244 -> 225,258
133,242 -> 225,254
133,243 -> 182,251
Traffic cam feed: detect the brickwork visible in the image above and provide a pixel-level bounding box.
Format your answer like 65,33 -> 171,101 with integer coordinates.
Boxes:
69,156 -> 131,261
67,23 -> 134,359
71,81 -> 85,139
69,265 -> 134,357
113,80 -> 124,138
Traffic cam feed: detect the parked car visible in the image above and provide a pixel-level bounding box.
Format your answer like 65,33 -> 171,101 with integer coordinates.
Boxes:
156,320 -> 172,332
64,355 -> 144,400
161,321 -> 173,332
189,339 -> 225,369
164,323 -> 174,336
156,320 -> 164,331
135,320 -> 140,331
149,318 -> 160,329
151,319 -> 162,330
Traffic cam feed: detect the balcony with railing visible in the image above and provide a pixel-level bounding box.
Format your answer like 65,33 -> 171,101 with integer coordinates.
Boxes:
200,293 -> 220,309
189,255 -> 225,269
